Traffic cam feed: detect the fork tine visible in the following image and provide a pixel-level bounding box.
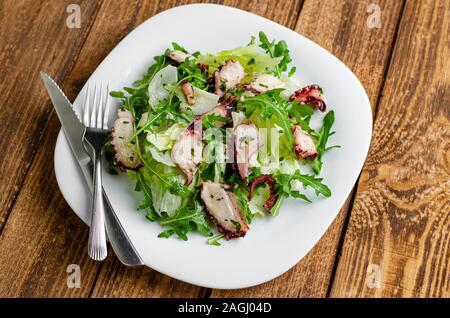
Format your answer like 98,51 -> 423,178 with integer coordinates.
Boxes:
103,84 -> 110,130
97,83 -> 104,129
91,83 -> 99,128
83,83 -> 91,127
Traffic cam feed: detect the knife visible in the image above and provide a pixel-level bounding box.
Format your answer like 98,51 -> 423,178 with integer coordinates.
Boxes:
40,72 -> 144,266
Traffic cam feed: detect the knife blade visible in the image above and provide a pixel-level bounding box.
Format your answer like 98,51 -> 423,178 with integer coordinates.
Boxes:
40,72 -> 144,266
41,72 -> 93,182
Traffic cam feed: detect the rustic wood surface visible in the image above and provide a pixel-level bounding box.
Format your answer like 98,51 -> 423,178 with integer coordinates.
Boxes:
0,0 -> 447,298
330,0 -> 450,298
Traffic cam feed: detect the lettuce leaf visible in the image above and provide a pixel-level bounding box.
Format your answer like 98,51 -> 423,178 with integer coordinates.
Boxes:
149,173 -> 184,217
148,65 -> 178,108
248,184 -> 270,217
196,44 -> 281,76
147,146 -> 175,167
177,86 -> 219,115
146,123 -> 186,151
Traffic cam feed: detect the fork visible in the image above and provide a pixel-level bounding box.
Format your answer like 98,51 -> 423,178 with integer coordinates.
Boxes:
82,83 -> 110,261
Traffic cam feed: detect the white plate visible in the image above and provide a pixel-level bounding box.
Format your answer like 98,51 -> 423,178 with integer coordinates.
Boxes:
54,4 -> 372,289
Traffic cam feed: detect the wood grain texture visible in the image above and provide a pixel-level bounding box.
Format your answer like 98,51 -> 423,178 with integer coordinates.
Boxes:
90,0 -> 303,298
0,0 -> 146,297
0,0 -> 100,230
211,0 -> 405,298
330,0 -> 449,298
0,115 -> 102,297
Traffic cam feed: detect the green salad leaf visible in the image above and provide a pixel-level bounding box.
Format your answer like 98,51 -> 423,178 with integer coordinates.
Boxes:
274,169 -> 331,197
197,44 -> 281,76
271,170 -> 331,216
158,202 -> 212,241
258,31 -> 295,78
207,234 -> 225,246
313,111 -> 336,174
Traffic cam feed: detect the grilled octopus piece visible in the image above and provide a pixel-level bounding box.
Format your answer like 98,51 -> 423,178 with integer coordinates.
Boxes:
168,50 -> 191,63
289,84 -> 327,112
212,71 -> 222,96
246,74 -> 285,94
111,109 -> 142,170
197,63 -> 209,73
171,118 -> 203,185
292,124 -> 318,160
200,182 -> 249,239
212,60 -> 247,96
181,81 -> 195,105
234,122 -> 261,183
249,175 -> 278,211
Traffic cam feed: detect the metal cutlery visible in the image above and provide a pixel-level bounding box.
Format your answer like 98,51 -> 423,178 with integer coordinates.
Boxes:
82,83 -> 110,261
40,72 -> 144,266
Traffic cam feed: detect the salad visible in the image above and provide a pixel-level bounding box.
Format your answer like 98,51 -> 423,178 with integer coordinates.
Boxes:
106,32 -> 337,245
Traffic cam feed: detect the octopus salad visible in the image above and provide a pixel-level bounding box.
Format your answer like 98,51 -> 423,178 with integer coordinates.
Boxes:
106,32 -> 337,245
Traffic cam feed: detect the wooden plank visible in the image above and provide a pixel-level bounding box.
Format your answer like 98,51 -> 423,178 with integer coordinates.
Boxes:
90,0 -> 303,298
221,0 -> 302,29
330,0 -> 449,298
0,0 -> 100,230
211,0 -> 405,297
0,0 -> 149,297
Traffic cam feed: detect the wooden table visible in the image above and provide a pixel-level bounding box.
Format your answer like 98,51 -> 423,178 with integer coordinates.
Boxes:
0,0 -> 448,298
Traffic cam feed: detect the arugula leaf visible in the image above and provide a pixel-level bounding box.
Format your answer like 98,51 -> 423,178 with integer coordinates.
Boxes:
109,91 -> 125,99
177,58 -> 209,90
289,101 -> 315,117
258,31 -> 294,78
269,193 -> 286,217
147,52 -> 171,82
244,89 -> 294,152
172,42 -> 188,53
313,111 -> 336,174
274,169 -> 331,210
288,66 -> 297,77
135,171 -> 162,222
208,234 -> 225,246
234,185 -> 254,224
200,163 -> 217,182
291,172 -> 331,197
158,202 -> 212,240
288,101 -> 316,133
202,113 -> 228,129
136,170 -> 153,208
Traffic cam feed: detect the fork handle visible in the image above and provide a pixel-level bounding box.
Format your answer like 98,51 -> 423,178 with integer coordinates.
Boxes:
88,151 -> 108,261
